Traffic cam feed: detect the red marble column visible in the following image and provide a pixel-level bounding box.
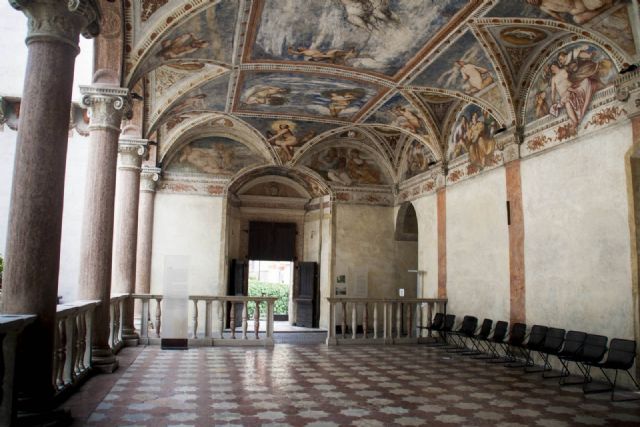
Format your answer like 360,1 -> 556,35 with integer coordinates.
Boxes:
437,188 -> 447,299
77,82 -> 131,373
135,166 -> 161,296
506,160 -> 526,325
0,0 -> 100,409
112,135 -> 148,345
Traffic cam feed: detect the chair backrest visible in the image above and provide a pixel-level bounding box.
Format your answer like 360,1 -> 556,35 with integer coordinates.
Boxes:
442,314 -> 456,332
604,339 -> 636,369
478,319 -> 493,339
509,323 -> 527,346
560,330 -> 587,356
491,321 -> 508,342
579,334 -> 608,363
542,327 -> 566,354
460,316 -> 478,336
430,313 -> 444,330
527,325 -> 549,350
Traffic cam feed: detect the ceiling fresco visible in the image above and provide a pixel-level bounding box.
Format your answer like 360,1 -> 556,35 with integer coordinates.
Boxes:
122,0 -> 637,192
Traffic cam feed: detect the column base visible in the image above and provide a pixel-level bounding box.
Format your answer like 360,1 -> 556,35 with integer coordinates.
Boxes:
91,347 -> 119,373
122,328 -> 140,347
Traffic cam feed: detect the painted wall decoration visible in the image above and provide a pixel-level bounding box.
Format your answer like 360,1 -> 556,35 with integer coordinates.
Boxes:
403,140 -> 436,180
242,117 -> 337,163
249,0 -> 468,76
237,72 -> 381,120
525,43 -> 617,129
448,104 -> 500,169
161,74 -> 230,131
136,1 -> 239,78
166,137 -> 263,175
303,147 -> 390,186
366,94 -> 428,137
411,31 -> 497,98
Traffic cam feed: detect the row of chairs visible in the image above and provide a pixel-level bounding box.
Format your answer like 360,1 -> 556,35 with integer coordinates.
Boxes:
423,313 -> 640,401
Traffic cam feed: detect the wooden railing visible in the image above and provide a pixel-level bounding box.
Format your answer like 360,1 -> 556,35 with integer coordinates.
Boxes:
189,295 -> 278,346
132,294 -> 163,345
0,314 -> 36,426
326,297 -> 447,345
53,300 -> 100,395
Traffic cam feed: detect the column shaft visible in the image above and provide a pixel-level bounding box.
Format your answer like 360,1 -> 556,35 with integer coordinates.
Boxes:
112,138 -> 147,344
135,167 -> 160,295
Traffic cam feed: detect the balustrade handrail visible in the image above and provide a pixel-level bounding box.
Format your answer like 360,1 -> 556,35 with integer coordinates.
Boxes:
189,295 -> 279,303
327,297 -> 448,303
131,293 -> 164,300
57,300 -> 101,316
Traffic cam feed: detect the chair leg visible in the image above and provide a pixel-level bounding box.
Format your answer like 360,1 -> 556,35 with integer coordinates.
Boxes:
608,369 -> 640,402
543,355 -> 568,379
524,352 -> 552,373
559,359 -> 588,386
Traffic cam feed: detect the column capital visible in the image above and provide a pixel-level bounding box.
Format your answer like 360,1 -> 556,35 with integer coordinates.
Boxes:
80,85 -> 131,133
10,0 -> 101,52
140,166 -> 161,193
117,137 -> 148,172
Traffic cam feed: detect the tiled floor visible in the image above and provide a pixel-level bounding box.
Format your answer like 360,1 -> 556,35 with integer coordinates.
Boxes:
67,344 -> 640,426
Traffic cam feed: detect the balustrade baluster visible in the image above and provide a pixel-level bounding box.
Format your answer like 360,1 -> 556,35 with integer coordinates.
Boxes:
68,314 -> 78,383
351,303 -> 357,340
242,303 -> 248,339
267,300 -> 274,338
254,300 -> 260,339
78,311 -> 87,373
230,302 -> 236,339
427,302 -> 433,338
56,319 -> 66,389
140,299 -> 149,339
383,302 -> 389,339
155,298 -> 162,338
373,303 -> 378,339
205,300 -> 212,338
220,300 -> 226,339
406,302 -> 412,338
192,299 -> 199,339
363,303 -> 368,339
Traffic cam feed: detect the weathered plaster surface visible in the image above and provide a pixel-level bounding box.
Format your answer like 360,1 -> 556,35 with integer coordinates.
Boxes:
412,194 -> 438,299
446,167 -> 511,323
522,122 -> 634,339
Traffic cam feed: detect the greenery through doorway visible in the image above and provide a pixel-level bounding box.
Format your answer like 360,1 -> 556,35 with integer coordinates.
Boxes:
248,260 -> 291,320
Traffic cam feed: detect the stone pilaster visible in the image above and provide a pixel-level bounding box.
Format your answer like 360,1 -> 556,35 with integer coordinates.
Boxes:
1,0 -> 101,412
135,166 -> 161,296
112,136 -> 148,345
77,84 -> 131,373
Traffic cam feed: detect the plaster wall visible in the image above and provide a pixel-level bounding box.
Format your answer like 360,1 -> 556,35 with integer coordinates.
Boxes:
319,207 -> 333,329
151,192 -> 225,336
446,167 -> 511,322
522,122 -> 635,339
303,212 -> 321,263
412,194 -> 439,299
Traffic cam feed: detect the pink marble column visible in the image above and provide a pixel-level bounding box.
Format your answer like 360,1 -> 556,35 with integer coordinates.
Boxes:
112,135 -> 148,345
77,82 -> 131,373
1,0 -> 100,409
135,166 -> 161,295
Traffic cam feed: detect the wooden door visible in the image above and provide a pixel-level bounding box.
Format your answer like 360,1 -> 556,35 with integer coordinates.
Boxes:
227,259 -> 247,328
295,262 -> 318,327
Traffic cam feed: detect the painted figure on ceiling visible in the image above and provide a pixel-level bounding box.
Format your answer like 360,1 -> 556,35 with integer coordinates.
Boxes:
177,143 -> 234,174
347,149 -> 380,185
390,105 -> 423,134
171,94 -> 207,115
287,46 -> 359,65
449,106 -> 498,168
547,44 -> 612,128
338,0 -> 399,31
243,86 -> 290,106
157,33 -> 209,60
455,60 -> 494,94
525,0 -> 615,25
266,121 -> 316,162
322,88 -> 366,117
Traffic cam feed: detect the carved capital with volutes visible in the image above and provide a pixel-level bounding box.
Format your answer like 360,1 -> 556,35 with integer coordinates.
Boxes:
118,137 -> 148,172
140,166 -> 161,193
10,0 -> 101,51
80,85 -> 131,133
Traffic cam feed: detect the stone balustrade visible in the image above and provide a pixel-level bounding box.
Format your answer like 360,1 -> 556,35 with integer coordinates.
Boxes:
189,295 -> 278,347
109,294 -> 128,353
0,314 -> 36,426
53,300 -> 100,395
131,294 -> 163,345
326,297 -> 447,345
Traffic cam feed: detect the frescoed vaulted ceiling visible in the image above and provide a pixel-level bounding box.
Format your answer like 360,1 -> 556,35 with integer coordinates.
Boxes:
121,0 -> 638,195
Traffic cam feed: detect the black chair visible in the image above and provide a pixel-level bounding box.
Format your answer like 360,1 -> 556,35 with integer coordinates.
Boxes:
463,318 -> 493,356
446,315 -> 477,352
476,320 -> 508,360
431,314 -> 456,346
555,330 -> 588,382
527,327 -> 565,374
561,334 -> 608,387
508,325 -> 548,370
584,338 -> 640,401
500,323 -> 527,364
420,312 -> 444,344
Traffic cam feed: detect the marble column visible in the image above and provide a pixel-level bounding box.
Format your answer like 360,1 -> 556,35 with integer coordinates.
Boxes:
135,166 -> 161,295
77,83 -> 131,373
112,135 -> 148,345
1,0 -> 100,409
